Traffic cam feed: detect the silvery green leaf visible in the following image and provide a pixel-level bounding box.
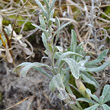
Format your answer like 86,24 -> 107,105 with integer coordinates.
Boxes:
17,62 -> 32,66
54,21 -> 72,37
50,18 -> 55,22
54,52 -> 62,60
49,74 -> 65,92
35,0 -> 47,16
43,0 -> 49,10
49,9 -> 55,21
99,95 -> 104,104
102,84 -> 110,103
32,23 -> 47,32
58,89 -> 69,100
78,56 -> 90,67
50,0 -> 56,11
63,58 -> 80,79
20,63 -> 35,77
55,17 -> 60,28
81,72 -> 99,88
76,42 -> 84,53
65,81 -> 73,94
70,30 -> 77,53
34,67 -> 52,78
58,82 -> 74,101
4,24 -> 12,35
48,43 -> 53,52
85,49 -> 108,67
47,43 -> 53,58
77,98 -> 96,104
76,42 -> 85,61
56,51 -> 83,67
41,33 -> 48,49
15,62 -> 32,71
86,89 -> 99,103
18,62 -> 50,78
84,104 -> 99,110
39,15 -> 46,29
54,17 -> 60,45
102,104 -> 110,110
55,46 -> 63,52
60,68 -> 70,86
86,61 -> 110,72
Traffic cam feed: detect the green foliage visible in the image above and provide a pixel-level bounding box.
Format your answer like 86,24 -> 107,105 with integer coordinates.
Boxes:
3,15 -> 35,33
78,85 -> 110,110
101,6 -> 110,20
15,0 -> 110,110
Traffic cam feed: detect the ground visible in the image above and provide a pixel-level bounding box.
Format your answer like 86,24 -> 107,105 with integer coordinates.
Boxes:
0,61 -> 68,110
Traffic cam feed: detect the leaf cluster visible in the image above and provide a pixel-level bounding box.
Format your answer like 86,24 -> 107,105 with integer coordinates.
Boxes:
15,0 -> 110,110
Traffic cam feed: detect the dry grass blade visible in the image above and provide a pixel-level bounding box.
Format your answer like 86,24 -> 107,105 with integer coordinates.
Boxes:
59,17 -> 78,25
5,44 -> 13,63
26,96 -> 35,110
0,15 -> 3,33
67,0 -> 84,11
4,97 -> 29,110
37,99 -> 42,110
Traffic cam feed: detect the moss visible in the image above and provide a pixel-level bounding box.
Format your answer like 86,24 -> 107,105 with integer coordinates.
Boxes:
3,14 -> 35,33
68,24 -> 74,33
106,37 -> 110,43
13,0 -> 26,3
1,0 -> 36,33
101,6 -> 110,20
24,22 -> 35,31
28,34 -> 36,43
14,28 -> 21,34
3,20 -> 11,25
